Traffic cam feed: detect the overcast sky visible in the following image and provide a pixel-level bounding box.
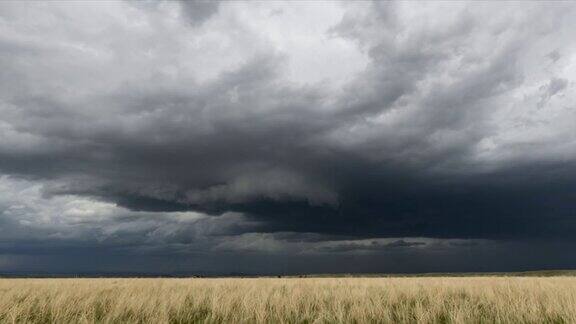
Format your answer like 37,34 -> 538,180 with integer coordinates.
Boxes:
1,0 -> 575,275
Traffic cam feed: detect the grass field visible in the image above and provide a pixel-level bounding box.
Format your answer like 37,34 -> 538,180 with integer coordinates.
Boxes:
1,277 -> 575,323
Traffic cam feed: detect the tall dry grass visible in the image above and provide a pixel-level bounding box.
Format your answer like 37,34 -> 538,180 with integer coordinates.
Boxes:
0,277 -> 575,323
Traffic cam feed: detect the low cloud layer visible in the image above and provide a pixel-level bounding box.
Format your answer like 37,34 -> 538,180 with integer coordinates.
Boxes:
0,1 -> 575,273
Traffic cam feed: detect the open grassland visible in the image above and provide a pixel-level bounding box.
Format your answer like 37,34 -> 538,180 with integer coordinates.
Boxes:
1,277 -> 576,323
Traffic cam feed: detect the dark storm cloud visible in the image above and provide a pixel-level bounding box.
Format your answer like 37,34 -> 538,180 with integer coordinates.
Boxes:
1,0 -> 576,274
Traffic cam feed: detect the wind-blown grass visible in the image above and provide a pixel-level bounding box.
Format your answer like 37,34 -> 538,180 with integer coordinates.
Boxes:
0,277 -> 575,323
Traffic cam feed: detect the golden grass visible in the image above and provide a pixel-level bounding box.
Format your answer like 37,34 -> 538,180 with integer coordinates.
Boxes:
0,277 -> 575,323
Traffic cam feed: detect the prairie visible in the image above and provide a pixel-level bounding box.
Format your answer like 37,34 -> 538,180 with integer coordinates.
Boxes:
0,277 -> 575,323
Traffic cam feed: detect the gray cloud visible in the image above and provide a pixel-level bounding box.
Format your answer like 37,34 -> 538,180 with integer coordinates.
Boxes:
547,50 -> 561,63
0,1 -> 576,273
179,0 -> 221,27
319,239 -> 427,253
538,77 -> 569,108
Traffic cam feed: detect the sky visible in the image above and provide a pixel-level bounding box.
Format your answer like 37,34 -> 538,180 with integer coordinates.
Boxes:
0,0 -> 575,275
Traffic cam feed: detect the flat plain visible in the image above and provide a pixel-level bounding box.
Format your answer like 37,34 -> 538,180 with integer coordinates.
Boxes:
1,276 -> 575,323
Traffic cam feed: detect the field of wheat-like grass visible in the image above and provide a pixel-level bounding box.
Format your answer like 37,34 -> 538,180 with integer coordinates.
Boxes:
0,277 -> 575,323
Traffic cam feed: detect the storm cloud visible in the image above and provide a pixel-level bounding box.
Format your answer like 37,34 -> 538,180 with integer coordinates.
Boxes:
0,1 -> 575,274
